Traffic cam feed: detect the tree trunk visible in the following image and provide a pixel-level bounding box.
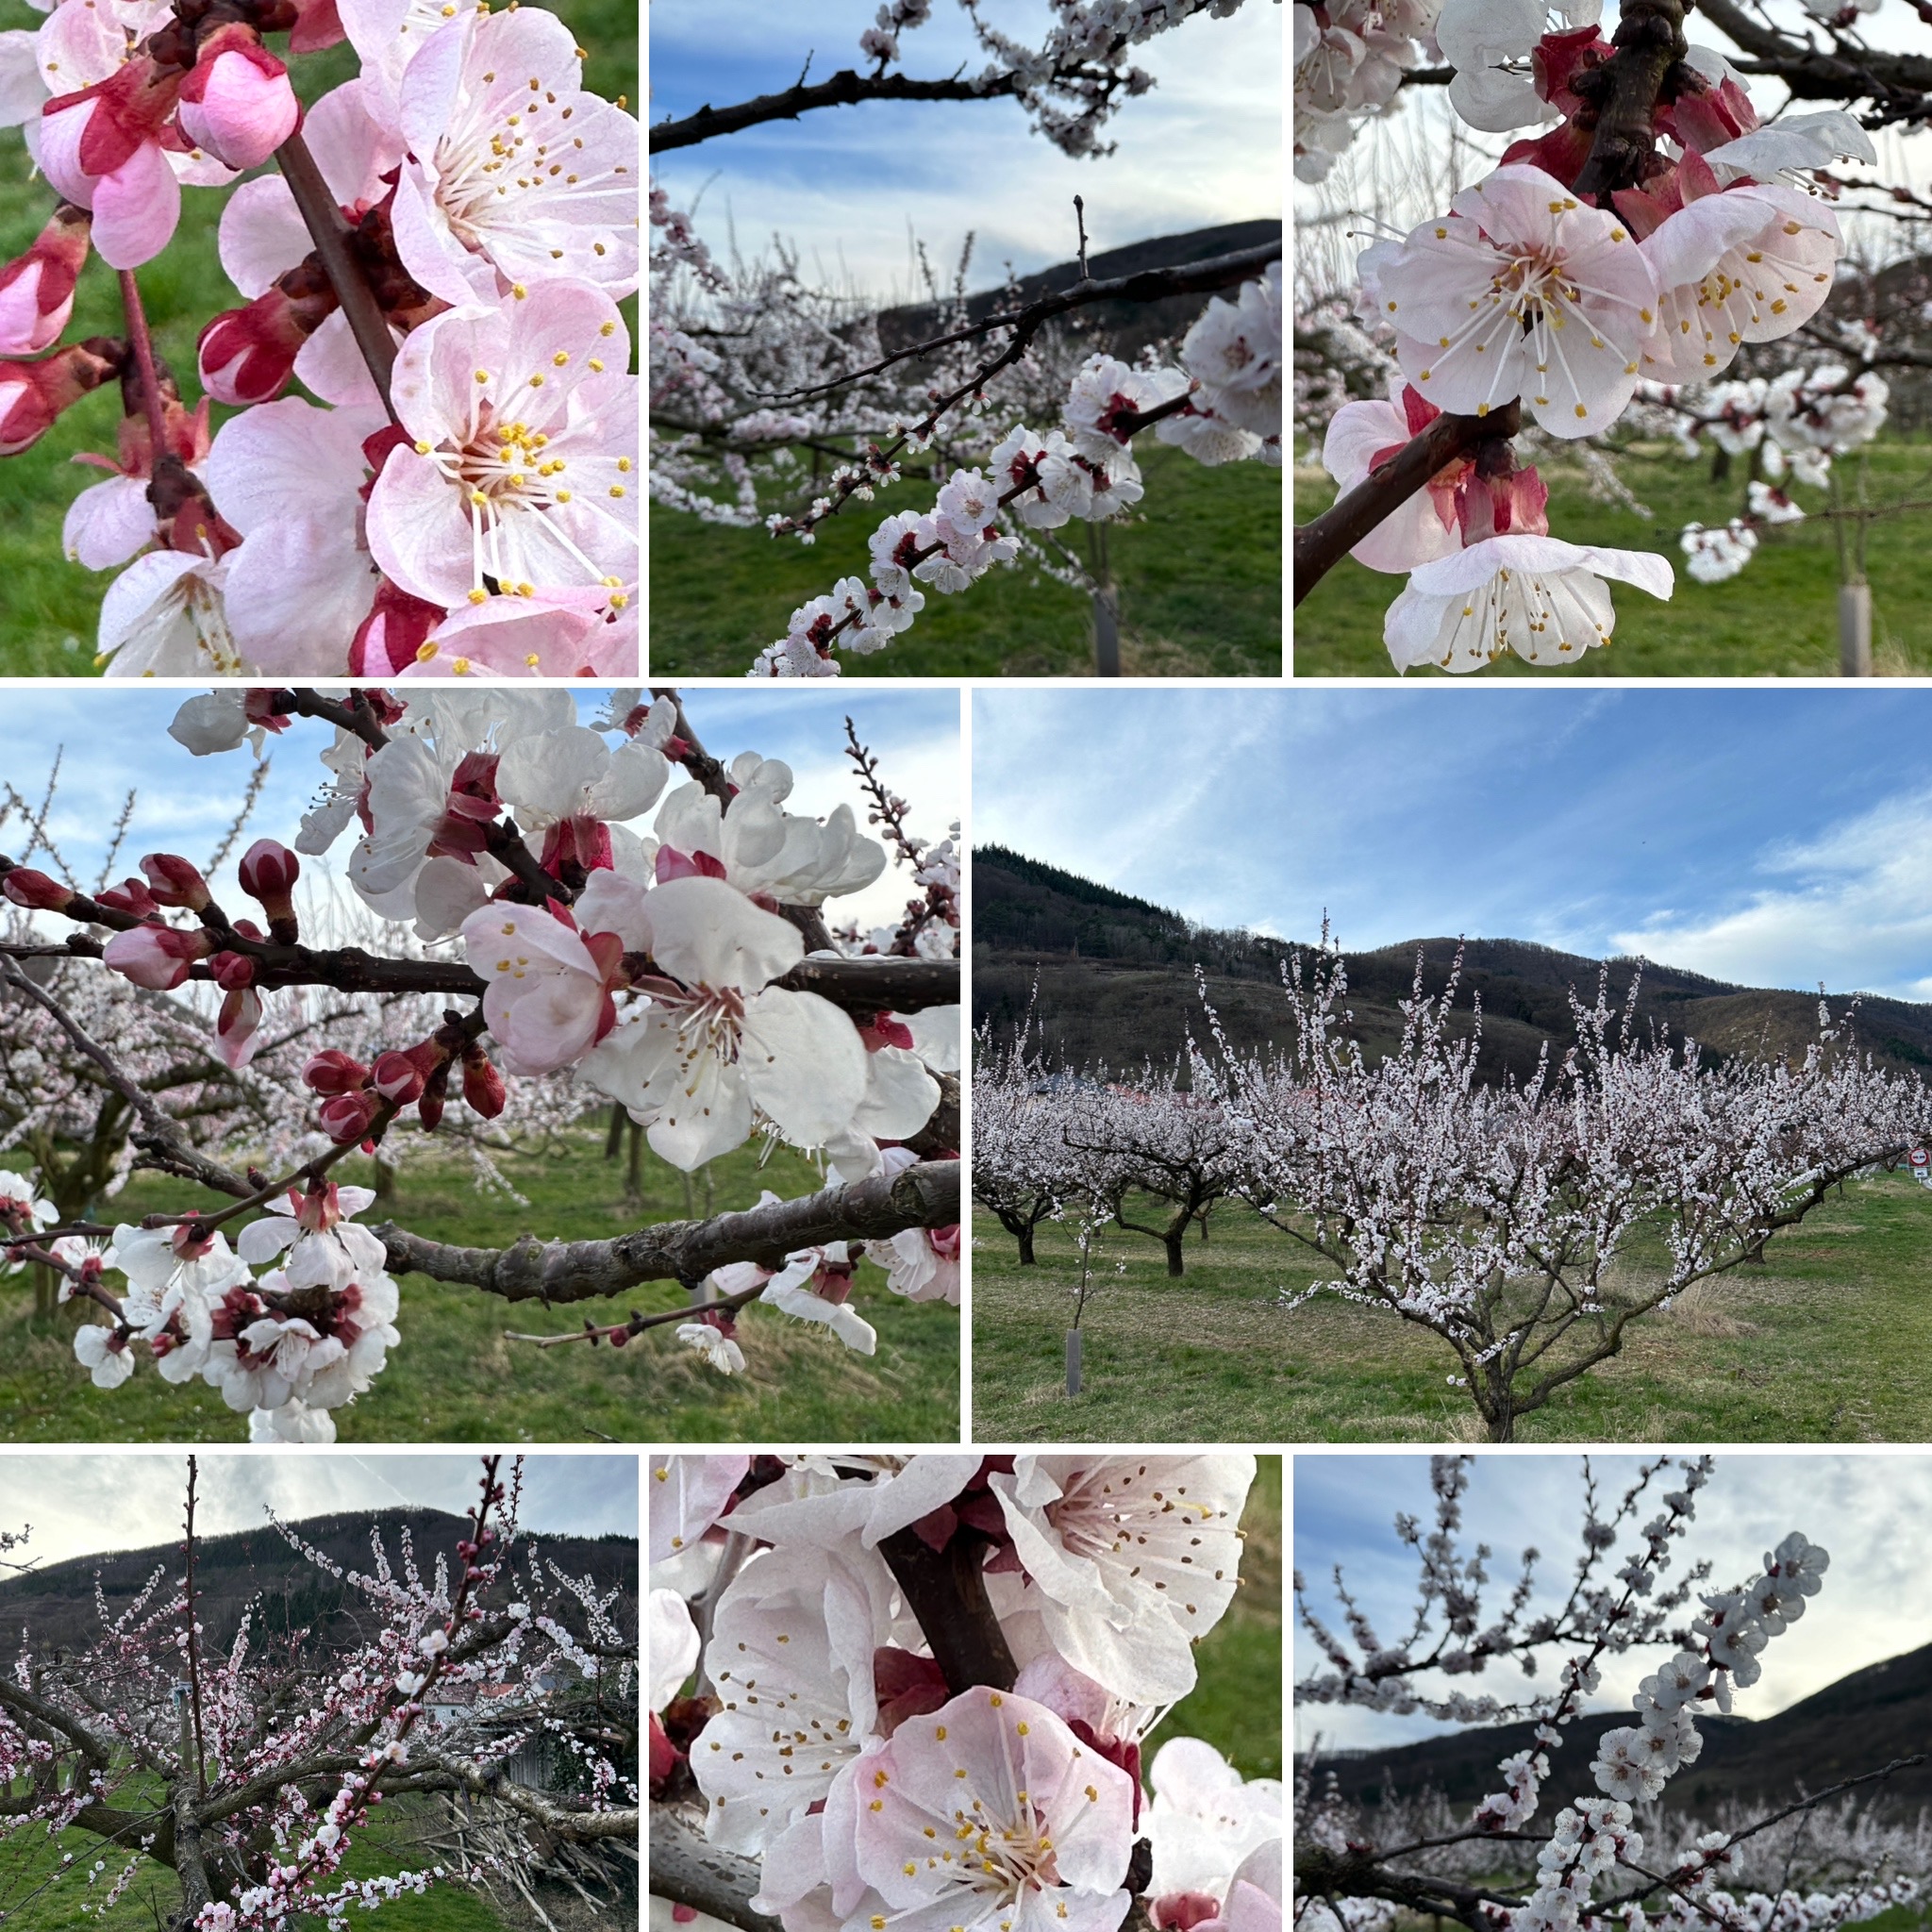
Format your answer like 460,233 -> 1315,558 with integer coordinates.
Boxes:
604,1102 -> 626,1159
1016,1222 -> 1036,1265
1163,1227 -> 1185,1277
373,1154 -> 397,1202
625,1117 -> 644,1201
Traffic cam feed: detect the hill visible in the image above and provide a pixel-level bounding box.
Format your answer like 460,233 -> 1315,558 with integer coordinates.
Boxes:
973,845 -> 1932,1083
1312,1637 -> 1932,1817
0,1506 -> 637,1658
877,219 -> 1283,363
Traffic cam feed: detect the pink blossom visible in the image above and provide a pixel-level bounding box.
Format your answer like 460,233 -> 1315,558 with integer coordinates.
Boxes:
853,1686 -> 1137,1932
366,279 -> 638,612
175,23 -> 299,171
39,58 -> 186,270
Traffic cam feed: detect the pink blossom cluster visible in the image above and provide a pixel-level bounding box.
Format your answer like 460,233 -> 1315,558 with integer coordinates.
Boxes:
1305,5 -> 1885,670
650,1453 -> 1276,1932
0,0 -> 640,676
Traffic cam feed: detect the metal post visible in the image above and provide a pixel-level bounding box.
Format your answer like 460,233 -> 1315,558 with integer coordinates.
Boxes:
1840,582 -> 1872,677
1065,1327 -> 1083,1395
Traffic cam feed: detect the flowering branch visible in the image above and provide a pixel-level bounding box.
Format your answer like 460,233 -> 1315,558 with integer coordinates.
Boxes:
1294,403 -> 1522,605
651,64 -> 1035,150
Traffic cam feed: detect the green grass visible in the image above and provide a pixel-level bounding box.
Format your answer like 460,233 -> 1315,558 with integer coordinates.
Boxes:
2,1123 -> 958,1442
1291,439 -> 1932,676
648,444 -> 1284,677
1144,1454 -> 1282,1785
0,0 -> 638,675
972,1174 -> 1932,1442
0,1784 -> 512,1930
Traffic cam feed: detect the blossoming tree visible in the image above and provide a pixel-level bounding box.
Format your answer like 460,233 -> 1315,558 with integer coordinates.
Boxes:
1296,1455 -> 1928,1932
0,0 -> 639,675
0,685 -> 960,1441
1289,0 -> 1932,670
649,0 -> 1283,676
0,1454 -> 637,1931
649,1451 -> 1282,1932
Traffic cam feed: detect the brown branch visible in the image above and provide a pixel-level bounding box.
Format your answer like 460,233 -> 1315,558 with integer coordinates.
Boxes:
1569,0 -> 1691,200
647,689 -> 735,805
1691,0 -> 1932,103
1293,402 -> 1520,605
758,240 -> 1284,404
876,1525 -> 1018,1694
276,133 -> 398,421
377,1158 -> 959,1301
650,66 -> 1031,152
648,1807 -> 783,1932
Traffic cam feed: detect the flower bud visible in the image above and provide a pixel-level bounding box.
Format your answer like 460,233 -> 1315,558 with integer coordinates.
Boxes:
302,1049 -> 370,1096
0,340 -> 120,457
0,205 -> 90,357
460,1043 -> 506,1119
197,265 -> 333,407
238,838 -> 300,937
372,1050 -> 426,1106
102,924 -> 212,991
208,949 -> 256,991
215,983 -> 263,1070
139,853 -> 210,910
417,1057 -> 451,1131
317,1089 -> 380,1143
95,876 -> 159,918
175,24 -> 300,172
1,866 -> 75,912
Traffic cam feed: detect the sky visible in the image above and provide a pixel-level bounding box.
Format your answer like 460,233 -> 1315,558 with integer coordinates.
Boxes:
972,686 -> 1932,999
0,686 -> 959,937
0,1452 -> 636,1571
1294,1452 -> 1932,1757
650,0 -> 1282,297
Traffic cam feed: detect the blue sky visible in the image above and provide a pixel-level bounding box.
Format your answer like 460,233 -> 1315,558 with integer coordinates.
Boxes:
649,0 -> 1282,297
0,1452 -> 635,1566
972,688 -> 1932,999
0,688 -> 958,935
1295,1453 -> 1932,1756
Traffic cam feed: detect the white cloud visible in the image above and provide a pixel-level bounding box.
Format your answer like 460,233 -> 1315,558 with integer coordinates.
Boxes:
1614,786 -> 1932,996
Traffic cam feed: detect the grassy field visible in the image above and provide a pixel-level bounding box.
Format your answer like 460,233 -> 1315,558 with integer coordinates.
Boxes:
648,444 -> 1284,677
0,1785 -> 512,1931
1144,1453 -> 1282,1784
972,1174 -> 1932,1442
0,1123 -> 958,1442
1292,440 -> 1932,677
0,0 -> 637,675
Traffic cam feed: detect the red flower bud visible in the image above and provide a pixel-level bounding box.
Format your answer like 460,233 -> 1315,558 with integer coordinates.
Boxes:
460,1043 -> 506,1119
208,949 -> 256,991
0,204 -> 90,357
1,866 -> 74,912
238,838 -> 300,937
317,1089 -> 379,1143
303,1049 -> 370,1095
175,22 -> 299,172
95,876 -> 159,918
0,340 -> 120,457
139,853 -> 209,910
372,1050 -> 426,1106
198,277 -> 330,408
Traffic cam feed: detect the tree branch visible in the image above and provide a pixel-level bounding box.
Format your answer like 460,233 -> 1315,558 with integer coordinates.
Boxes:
648,1807 -> 783,1932
876,1524 -> 1018,1695
651,66 -> 1028,152
377,1158 -> 959,1300
1293,402 -> 1521,606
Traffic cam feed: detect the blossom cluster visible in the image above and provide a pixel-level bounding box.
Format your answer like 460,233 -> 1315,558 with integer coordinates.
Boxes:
0,0 -> 640,676
746,266 -> 1281,676
1301,0 -> 1886,670
1295,1457 -> 1923,1932
1,687 -> 960,1423
650,1452 -> 1279,1932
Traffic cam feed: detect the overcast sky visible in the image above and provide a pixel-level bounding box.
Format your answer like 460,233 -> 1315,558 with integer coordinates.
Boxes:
650,0 -> 1282,297
0,1452 -> 636,1571
1295,1452 -> 1932,1756
0,687 -> 958,936
972,687 -> 1932,999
